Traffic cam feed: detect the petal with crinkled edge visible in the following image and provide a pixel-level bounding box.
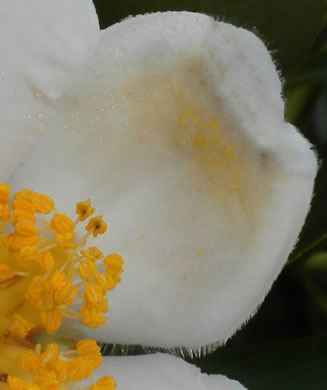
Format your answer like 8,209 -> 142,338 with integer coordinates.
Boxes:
76,354 -> 246,390
0,0 -> 99,180
9,12 -> 317,348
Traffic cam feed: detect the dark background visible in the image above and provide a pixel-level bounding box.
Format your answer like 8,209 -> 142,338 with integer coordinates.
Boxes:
94,1 -> 327,388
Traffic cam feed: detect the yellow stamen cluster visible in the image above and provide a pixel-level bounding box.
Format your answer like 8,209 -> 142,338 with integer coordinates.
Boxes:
0,183 -> 11,221
7,340 -> 116,390
0,183 -> 122,390
0,184 -> 123,336
9,315 -> 35,340
0,262 -> 14,281
78,250 -> 123,329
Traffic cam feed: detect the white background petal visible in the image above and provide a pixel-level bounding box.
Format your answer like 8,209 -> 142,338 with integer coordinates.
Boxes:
10,12 -> 317,347
77,354 -> 246,390
0,0 -> 99,180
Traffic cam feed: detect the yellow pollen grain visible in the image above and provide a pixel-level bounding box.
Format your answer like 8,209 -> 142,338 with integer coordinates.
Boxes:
210,121 -> 218,130
34,88 -> 44,98
177,108 -> 244,195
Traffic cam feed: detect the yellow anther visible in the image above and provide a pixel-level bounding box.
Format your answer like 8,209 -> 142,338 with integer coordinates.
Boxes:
12,198 -> 36,214
41,308 -> 62,334
7,376 -> 27,390
80,249 -> 96,261
88,246 -> 103,260
0,263 -> 14,281
33,193 -> 54,214
80,304 -> 106,329
103,254 -> 124,276
14,189 -> 35,201
105,273 -> 116,290
112,275 -> 121,286
77,259 -> 97,282
76,199 -> 95,222
93,376 -> 117,390
50,213 -> 73,234
34,371 -> 58,388
55,231 -> 77,249
3,233 -> 39,252
67,357 -> 93,381
0,182 -> 10,203
54,359 -> 69,382
26,276 -> 45,309
81,247 -> 103,261
85,216 -> 107,237
83,353 -> 103,369
46,270 -> 77,306
0,203 -> 10,221
20,245 -> 38,257
15,221 -> 38,237
21,351 -> 40,373
12,209 -> 35,225
40,343 -> 60,366
94,297 -> 109,314
38,251 -> 55,271
84,284 -> 103,305
94,272 -> 114,292
76,339 -> 101,358
9,315 -> 35,339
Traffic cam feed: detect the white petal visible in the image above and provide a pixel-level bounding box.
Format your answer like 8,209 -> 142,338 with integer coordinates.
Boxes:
77,354 -> 246,390
9,12 -> 317,347
0,0 -> 99,180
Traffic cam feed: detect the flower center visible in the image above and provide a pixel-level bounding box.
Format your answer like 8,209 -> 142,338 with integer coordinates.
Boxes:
0,183 -> 122,390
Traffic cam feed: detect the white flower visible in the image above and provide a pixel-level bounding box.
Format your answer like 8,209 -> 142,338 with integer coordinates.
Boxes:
77,353 -> 246,390
4,1 -> 317,350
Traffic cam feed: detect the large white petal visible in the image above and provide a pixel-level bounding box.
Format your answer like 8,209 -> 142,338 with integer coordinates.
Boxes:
0,0 -> 99,180
77,354 -> 246,390
9,12 -> 317,347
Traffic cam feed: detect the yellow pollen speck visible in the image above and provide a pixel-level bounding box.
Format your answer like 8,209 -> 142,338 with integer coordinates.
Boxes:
34,88 -> 44,98
194,135 -> 206,147
210,121 -> 218,130
198,251 -> 204,256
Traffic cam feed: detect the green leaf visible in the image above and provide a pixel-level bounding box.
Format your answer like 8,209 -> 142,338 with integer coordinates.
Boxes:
93,0 -> 326,74
193,336 -> 327,389
290,154 -> 327,264
286,51 -> 327,89
300,251 -> 327,272
287,234 -> 327,267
